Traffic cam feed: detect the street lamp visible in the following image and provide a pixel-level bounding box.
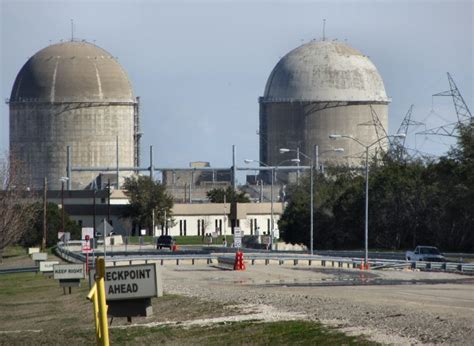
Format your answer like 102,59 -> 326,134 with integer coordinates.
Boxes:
279,146 -> 344,255
244,159 -> 275,248
59,177 -> 69,236
329,133 -> 406,267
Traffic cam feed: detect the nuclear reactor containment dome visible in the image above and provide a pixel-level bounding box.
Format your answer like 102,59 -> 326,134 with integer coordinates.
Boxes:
259,40 -> 390,175
9,41 -> 140,189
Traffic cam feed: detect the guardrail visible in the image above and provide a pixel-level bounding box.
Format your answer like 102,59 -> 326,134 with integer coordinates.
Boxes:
0,266 -> 39,275
54,243 -> 474,274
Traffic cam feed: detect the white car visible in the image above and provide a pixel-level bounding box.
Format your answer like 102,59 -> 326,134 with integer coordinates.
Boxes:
406,246 -> 446,262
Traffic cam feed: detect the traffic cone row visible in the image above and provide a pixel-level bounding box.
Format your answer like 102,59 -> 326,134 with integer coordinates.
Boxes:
234,251 -> 246,271
359,261 -> 370,270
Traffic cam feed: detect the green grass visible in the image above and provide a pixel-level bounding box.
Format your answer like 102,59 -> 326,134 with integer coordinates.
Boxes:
106,320 -> 377,345
2,245 -> 27,257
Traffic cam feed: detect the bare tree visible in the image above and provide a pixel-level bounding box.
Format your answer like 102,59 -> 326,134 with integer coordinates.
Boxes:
0,155 -> 40,262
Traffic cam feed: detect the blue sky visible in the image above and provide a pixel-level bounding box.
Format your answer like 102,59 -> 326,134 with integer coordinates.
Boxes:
1,0 -> 472,176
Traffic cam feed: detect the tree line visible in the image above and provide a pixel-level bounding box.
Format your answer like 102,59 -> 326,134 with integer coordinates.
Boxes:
279,124 -> 474,252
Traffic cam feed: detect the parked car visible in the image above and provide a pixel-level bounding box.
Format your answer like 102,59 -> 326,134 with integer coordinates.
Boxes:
156,235 -> 175,249
405,246 -> 446,262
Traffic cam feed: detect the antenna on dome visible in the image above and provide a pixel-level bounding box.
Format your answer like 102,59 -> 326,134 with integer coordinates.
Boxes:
70,19 -> 74,41
322,19 -> 326,41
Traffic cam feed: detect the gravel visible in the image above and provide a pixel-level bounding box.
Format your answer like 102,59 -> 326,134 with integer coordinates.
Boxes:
161,264 -> 474,345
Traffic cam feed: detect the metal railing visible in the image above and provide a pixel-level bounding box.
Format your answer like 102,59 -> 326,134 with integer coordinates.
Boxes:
54,243 -> 474,274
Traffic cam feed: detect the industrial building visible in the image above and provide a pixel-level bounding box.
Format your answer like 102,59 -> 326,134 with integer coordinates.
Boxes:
8,41 -> 140,190
46,190 -> 282,238
259,40 -> 390,177
162,161 -> 232,203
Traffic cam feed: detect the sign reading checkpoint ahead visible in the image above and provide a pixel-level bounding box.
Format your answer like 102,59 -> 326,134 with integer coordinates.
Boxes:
99,264 -> 162,301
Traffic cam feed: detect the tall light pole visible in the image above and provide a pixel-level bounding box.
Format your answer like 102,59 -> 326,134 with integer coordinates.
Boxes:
244,159 -> 274,245
59,177 -> 69,236
329,133 -> 406,266
279,147 -> 343,255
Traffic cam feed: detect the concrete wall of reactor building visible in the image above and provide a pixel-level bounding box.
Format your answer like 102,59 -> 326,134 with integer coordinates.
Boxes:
259,101 -> 388,168
10,102 -> 135,189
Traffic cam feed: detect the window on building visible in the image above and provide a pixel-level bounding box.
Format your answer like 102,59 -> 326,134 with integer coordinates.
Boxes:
218,219 -> 222,235
184,220 -> 187,236
179,220 -> 183,236
197,220 -> 201,236
78,220 -> 83,228
101,198 -> 106,204
267,218 -> 270,233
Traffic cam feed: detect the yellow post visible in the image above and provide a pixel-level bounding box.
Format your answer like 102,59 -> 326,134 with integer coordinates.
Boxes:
96,257 -> 110,346
87,284 -> 101,344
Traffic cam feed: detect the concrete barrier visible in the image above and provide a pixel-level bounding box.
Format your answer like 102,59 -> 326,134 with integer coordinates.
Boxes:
216,256 -> 236,270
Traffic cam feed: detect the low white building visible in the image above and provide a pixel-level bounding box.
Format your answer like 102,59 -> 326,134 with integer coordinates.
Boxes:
47,190 -> 283,237
166,203 -> 283,237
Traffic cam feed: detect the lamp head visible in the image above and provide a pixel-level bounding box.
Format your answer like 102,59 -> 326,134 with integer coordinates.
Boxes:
393,133 -> 406,138
244,159 -> 254,164
279,148 -> 290,153
329,134 -> 341,139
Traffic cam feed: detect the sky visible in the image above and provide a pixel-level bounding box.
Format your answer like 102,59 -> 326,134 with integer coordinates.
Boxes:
1,0 -> 472,178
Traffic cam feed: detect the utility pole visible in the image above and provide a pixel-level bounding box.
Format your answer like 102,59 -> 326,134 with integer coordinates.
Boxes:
42,177 -> 47,251
61,179 -> 65,234
107,179 -> 111,224
93,187 -> 96,239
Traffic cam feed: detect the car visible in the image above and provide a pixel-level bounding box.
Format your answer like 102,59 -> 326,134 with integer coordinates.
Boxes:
405,246 -> 446,262
156,235 -> 175,249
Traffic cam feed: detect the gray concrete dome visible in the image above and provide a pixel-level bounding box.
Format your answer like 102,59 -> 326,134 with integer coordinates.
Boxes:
10,41 -> 134,103
264,41 -> 389,103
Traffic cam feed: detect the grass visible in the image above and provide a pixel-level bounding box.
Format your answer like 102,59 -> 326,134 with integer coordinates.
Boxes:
105,321 -> 377,345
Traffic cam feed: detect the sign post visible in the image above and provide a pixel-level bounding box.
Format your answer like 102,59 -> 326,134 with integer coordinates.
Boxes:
83,235 -> 91,273
233,227 -> 242,248
54,264 -> 85,294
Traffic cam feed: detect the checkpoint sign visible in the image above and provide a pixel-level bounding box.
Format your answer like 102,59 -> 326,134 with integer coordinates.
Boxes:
102,264 -> 162,301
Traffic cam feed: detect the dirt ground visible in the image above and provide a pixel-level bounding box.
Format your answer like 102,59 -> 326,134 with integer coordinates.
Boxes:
160,265 -> 474,345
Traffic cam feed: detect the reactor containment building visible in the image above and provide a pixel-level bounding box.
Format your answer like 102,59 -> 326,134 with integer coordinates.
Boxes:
9,41 -> 139,190
259,40 -> 390,172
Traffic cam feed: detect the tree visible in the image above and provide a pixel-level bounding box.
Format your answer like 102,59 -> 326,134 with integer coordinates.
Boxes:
0,156 -> 40,261
20,202 -> 80,248
207,186 -> 250,203
123,175 -> 174,235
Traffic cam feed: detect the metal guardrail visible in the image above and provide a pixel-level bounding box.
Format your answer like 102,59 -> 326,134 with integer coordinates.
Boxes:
54,244 -> 474,274
0,266 -> 39,275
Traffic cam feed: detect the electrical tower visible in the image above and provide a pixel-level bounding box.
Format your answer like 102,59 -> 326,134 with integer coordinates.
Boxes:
417,73 -> 472,138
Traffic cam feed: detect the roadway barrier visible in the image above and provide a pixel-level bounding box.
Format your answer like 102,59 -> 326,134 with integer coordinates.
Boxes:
216,256 -> 236,270
54,243 -> 474,274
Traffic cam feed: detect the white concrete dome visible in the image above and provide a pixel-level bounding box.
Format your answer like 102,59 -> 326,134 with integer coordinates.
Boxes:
264,41 -> 389,103
10,41 -> 134,103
